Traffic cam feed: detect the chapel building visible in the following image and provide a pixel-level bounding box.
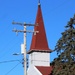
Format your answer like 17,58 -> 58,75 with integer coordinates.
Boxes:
27,1 -> 52,75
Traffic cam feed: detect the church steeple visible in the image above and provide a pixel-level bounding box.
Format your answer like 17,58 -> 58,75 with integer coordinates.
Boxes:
27,2 -> 52,54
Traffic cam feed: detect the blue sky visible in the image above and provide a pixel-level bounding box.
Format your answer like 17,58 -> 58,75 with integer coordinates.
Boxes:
0,0 -> 75,75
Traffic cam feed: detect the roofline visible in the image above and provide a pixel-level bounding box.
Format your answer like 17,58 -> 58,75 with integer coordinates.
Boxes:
27,49 -> 52,54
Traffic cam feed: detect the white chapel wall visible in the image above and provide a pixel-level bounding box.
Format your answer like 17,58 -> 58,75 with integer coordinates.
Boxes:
29,52 -> 50,66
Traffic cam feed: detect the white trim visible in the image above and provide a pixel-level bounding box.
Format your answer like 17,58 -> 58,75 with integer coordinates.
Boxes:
34,66 -> 42,75
27,65 -> 42,75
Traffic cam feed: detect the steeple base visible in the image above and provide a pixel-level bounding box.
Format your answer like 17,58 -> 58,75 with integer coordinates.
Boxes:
29,51 -> 50,66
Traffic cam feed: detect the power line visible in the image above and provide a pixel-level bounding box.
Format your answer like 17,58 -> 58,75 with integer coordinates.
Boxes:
31,0 -> 71,26
0,35 -> 22,59
0,60 -> 21,64
0,0 -> 71,59
5,62 -> 20,75
50,0 -> 70,12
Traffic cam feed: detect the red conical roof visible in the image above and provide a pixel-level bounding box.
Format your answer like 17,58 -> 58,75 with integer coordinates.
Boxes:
27,3 -> 52,54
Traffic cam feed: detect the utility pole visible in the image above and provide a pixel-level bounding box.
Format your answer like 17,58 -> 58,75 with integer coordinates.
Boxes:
12,21 -> 38,75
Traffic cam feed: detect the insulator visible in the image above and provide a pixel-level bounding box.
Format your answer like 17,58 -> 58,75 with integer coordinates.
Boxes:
22,62 -> 24,64
27,62 -> 28,64
27,66 -> 28,68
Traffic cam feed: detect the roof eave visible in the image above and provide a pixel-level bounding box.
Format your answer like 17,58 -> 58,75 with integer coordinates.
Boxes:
27,49 -> 52,54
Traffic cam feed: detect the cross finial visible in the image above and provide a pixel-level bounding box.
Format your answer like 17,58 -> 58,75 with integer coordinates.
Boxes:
38,0 -> 40,6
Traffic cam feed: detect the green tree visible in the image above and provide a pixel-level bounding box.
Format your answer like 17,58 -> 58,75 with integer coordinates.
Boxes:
52,14 -> 75,75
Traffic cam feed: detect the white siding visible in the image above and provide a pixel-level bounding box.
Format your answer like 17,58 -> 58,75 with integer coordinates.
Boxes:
29,52 -> 50,66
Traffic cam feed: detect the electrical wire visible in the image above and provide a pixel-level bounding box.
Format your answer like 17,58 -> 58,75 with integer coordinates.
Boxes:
0,0 -> 71,59
4,62 -> 20,75
0,20 -> 23,58
29,0 -> 71,28
0,35 -> 22,59
0,60 -> 21,64
0,1 -> 72,73
37,0 -> 71,21
50,0 -> 71,12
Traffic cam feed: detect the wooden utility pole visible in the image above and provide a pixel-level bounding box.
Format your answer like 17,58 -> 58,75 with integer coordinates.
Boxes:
12,21 -> 38,75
